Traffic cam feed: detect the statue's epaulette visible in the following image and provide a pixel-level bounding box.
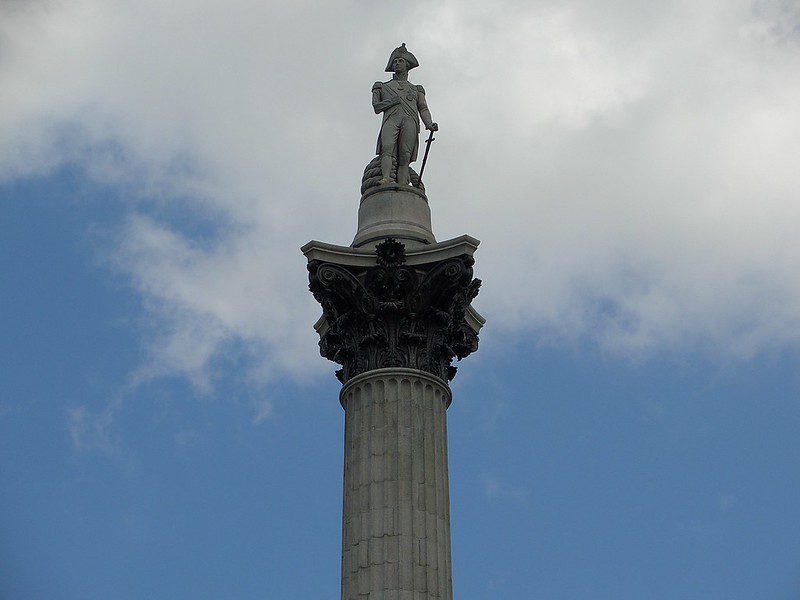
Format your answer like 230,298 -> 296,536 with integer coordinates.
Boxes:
416,84 -> 426,94
372,81 -> 383,91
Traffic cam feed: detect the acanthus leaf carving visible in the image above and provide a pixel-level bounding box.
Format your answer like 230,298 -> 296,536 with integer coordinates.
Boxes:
308,239 -> 481,383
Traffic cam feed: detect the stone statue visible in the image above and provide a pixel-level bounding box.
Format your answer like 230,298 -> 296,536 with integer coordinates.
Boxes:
373,43 -> 438,187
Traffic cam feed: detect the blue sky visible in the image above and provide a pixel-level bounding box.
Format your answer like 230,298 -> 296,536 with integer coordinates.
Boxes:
3,1 -> 800,598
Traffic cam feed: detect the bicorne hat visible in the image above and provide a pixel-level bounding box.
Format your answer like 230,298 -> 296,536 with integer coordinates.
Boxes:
385,43 -> 419,72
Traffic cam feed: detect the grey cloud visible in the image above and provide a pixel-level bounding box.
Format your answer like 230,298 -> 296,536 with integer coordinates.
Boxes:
3,0 -> 799,387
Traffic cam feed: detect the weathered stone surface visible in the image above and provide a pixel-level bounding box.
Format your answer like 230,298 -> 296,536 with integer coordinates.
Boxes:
353,185 -> 435,249
361,156 -> 424,197
373,43 -> 438,187
302,44 -> 485,600
307,238 -> 481,385
340,368 -> 453,600
302,234 -> 481,267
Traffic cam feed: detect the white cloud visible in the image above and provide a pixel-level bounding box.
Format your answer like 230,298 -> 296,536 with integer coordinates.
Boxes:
3,0 -> 800,389
480,472 -> 529,502
66,400 -> 124,459
251,398 -> 273,426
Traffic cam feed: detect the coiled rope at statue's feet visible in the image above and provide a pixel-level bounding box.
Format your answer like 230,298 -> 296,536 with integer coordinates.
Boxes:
361,156 -> 425,196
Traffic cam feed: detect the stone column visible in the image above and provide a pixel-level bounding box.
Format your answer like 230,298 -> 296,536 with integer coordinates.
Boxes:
303,235 -> 483,600
340,368 -> 453,599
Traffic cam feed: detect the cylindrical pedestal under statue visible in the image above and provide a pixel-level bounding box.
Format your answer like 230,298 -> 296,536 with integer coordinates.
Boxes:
340,368 -> 453,599
352,185 -> 435,249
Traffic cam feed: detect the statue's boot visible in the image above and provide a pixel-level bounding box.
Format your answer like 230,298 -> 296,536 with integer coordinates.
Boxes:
397,164 -> 410,186
379,155 -> 393,185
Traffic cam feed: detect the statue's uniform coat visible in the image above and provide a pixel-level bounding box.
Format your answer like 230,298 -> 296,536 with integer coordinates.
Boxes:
373,79 -> 433,163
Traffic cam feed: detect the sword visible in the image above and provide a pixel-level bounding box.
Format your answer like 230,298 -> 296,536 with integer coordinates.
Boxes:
418,128 -> 436,182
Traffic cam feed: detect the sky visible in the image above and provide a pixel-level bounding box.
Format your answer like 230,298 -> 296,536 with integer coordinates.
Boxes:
2,0 -> 800,598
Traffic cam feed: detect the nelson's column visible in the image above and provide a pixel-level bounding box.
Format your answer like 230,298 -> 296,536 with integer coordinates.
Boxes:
302,44 -> 484,599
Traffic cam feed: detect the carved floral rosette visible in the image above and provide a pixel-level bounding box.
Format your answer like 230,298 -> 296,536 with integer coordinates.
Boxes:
307,239 -> 481,384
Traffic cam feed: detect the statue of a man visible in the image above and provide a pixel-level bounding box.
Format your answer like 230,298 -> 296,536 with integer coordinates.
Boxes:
373,44 -> 438,186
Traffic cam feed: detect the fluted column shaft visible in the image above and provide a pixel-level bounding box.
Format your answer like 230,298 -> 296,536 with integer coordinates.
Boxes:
340,368 -> 453,600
